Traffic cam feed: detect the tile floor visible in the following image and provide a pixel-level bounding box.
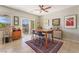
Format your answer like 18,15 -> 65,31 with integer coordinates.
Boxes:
0,34 -> 79,53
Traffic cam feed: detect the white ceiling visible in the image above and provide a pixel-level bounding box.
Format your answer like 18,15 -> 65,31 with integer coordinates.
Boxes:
5,5 -> 74,16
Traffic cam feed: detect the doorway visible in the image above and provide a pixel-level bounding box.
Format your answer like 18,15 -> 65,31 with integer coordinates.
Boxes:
22,18 -> 35,34
30,20 -> 35,30
22,18 -> 29,34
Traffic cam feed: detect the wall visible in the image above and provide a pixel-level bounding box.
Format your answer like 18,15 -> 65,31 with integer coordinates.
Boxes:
0,5 -> 39,25
40,5 -> 79,42
0,5 -> 39,33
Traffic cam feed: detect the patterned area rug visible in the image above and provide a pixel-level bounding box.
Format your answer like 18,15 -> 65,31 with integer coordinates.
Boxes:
26,39 -> 63,53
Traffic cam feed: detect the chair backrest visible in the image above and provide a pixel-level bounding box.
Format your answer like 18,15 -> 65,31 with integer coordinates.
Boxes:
0,31 -> 4,40
32,30 -> 35,34
37,31 -> 44,36
32,30 -> 38,34
3,26 -> 12,37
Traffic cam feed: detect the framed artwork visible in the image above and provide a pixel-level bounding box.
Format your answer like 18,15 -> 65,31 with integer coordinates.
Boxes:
14,16 -> 19,25
52,18 -> 60,26
64,15 -> 77,28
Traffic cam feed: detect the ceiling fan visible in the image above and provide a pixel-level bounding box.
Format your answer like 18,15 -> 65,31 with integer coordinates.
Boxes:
35,5 -> 52,13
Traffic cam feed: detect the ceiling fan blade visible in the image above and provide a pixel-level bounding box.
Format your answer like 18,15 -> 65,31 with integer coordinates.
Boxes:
42,9 -> 48,12
39,5 -> 42,10
38,5 -> 49,13
45,6 -> 51,9
45,10 -> 48,12
41,5 -> 44,7
39,5 -> 42,8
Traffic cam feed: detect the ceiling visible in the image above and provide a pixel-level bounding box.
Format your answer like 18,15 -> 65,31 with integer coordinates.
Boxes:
5,5 -> 74,16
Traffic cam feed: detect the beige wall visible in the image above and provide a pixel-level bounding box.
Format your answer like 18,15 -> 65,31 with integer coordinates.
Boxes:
0,5 -> 40,33
1,5 -> 79,42
41,5 -> 79,42
0,5 -> 39,24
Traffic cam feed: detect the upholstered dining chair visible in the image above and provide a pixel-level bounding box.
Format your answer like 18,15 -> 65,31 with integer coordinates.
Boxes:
32,30 -> 38,40
3,26 -> 12,44
0,30 -> 4,44
37,32 -> 45,47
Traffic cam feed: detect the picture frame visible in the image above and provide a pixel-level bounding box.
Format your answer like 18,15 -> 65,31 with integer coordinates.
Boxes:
14,16 -> 19,25
52,18 -> 60,26
64,15 -> 77,28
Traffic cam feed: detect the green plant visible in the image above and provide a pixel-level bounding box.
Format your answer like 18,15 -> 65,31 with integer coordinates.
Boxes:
0,23 -> 6,28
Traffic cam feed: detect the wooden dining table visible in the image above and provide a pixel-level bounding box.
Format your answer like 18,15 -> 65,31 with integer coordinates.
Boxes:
35,29 -> 53,48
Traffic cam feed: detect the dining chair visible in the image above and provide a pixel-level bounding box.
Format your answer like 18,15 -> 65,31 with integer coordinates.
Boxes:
32,30 -> 38,40
3,26 -> 12,44
0,30 -> 4,44
37,32 -> 45,47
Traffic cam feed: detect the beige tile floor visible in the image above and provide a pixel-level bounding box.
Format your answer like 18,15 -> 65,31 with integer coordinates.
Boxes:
58,39 -> 79,53
0,34 -> 79,53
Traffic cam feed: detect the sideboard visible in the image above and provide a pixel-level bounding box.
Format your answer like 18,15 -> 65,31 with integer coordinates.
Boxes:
12,30 -> 21,40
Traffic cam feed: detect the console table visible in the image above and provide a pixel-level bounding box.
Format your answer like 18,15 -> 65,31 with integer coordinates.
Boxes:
53,29 -> 63,39
12,30 -> 21,40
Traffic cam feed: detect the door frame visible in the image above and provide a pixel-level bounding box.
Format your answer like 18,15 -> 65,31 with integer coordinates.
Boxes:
21,18 -> 35,34
29,19 -> 35,34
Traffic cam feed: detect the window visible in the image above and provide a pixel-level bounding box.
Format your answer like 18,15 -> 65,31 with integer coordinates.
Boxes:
0,16 -> 11,28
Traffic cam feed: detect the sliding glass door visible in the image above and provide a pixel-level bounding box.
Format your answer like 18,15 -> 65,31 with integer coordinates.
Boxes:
22,18 -> 35,34
22,18 -> 29,34
30,20 -> 34,30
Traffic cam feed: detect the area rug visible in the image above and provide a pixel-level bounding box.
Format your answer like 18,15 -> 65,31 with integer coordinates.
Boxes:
25,39 -> 63,53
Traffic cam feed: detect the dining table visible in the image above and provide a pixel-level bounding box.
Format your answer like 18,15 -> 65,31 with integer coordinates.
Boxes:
35,29 -> 53,48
